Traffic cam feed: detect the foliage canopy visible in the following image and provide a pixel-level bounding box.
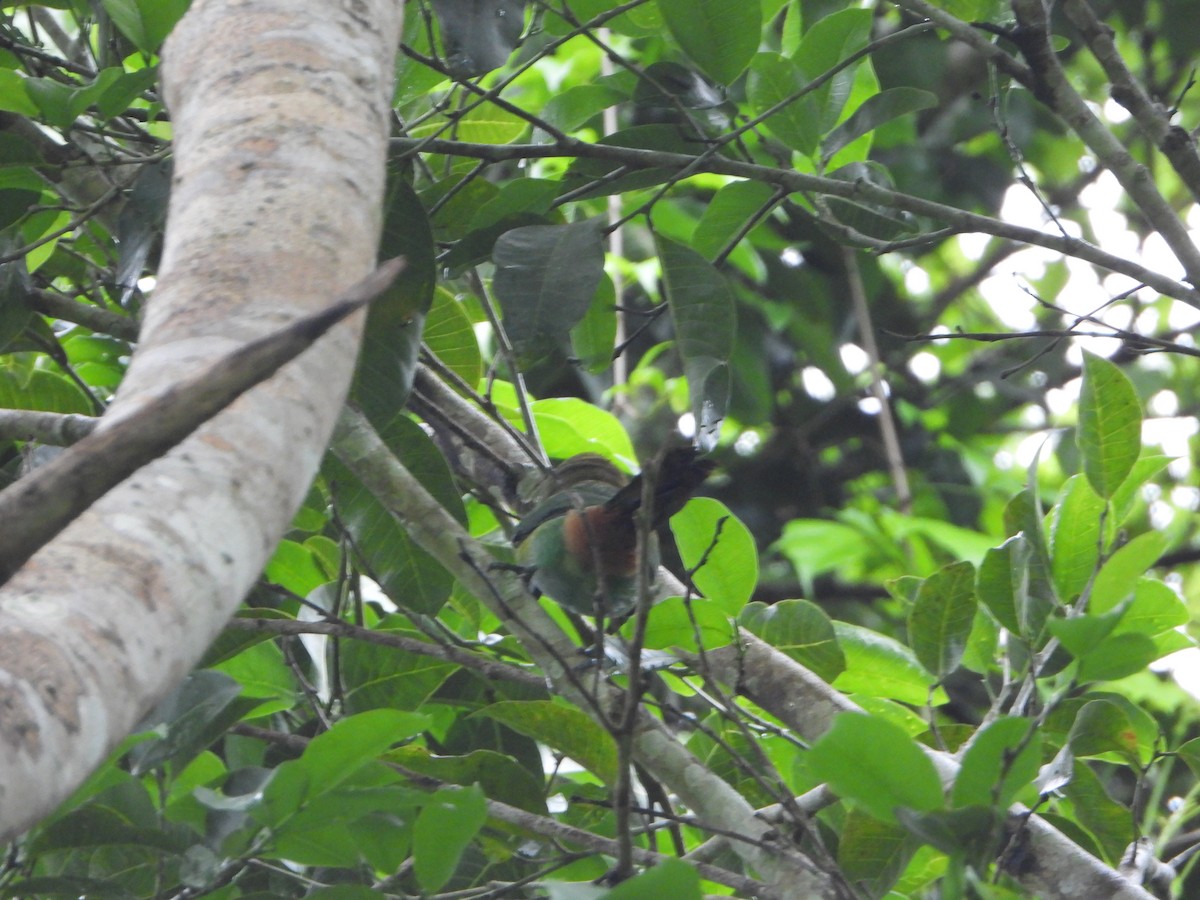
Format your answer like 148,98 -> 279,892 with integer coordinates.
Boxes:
2,0 -> 1200,897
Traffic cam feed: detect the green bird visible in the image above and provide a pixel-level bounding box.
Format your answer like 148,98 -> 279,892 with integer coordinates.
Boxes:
511,448 -> 714,619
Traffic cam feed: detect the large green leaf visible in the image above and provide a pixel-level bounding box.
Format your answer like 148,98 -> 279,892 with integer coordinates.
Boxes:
795,8 -> 873,129
746,52 -> 819,155
691,180 -> 777,261
413,784 -> 488,892
739,599 -> 845,682
1049,474 -> 1105,602
492,220 -> 606,356
599,859 -> 702,899
950,717 -> 1040,809
822,87 -> 938,162
808,713 -> 943,824
907,560 -> 977,678
476,700 -> 618,784
100,0 -> 190,51
658,0 -> 759,85
670,497 -> 757,615
1077,352 -> 1141,498
833,622 -> 946,705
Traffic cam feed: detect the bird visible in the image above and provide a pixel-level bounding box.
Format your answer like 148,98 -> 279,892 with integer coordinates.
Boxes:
511,447 -> 715,620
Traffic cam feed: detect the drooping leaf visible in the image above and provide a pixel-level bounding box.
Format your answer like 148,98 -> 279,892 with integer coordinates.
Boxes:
353,176 -> 436,428
413,784 -> 489,891
492,220 -> 606,356
114,159 -> 170,307
746,52 -> 819,155
657,235 -> 736,449
127,671 -> 246,775
431,0 -> 527,77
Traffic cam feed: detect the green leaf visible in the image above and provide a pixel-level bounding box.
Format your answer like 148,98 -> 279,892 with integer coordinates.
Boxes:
0,71 -> 38,116
658,0 -> 760,85
354,176 -> 435,428
599,859 -> 701,899
125,672 -> 244,775
832,622 -> 946,705
1068,699 -> 1143,764
982,494 -> 1059,639
692,180 -> 777,261
101,0 -> 188,51
739,599 -> 846,682
340,619 -> 458,713
1113,578 -> 1189,637
837,808 -> 912,893
822,87 -> 938,162
414,785 -> 488,892
493,220 -> 606,356
1089,530 -> 1168,614
634,595 -> 735,653
531,397 -> 638,466
570,273 -> 617,373
746,52 -> 819,155
326,415 -> 465,615
1109,455 -> 1170,528
542,84 -> 628,133
476,700 -> 618,784
264,539 -> 329,597
658,235 -> 736,447
950,717 -> 1040,809
423,286 -> 482,387
1175,736 -> 1200,781
670,497 -> 757,615
1077,352 -> 1142,498
808,713 -> 943,823
775,518 -> 869,585
1060,760 -> 1132,863
1077,631 -> 1160,681
908,561 -> 977,678
299,710 -> 428,791
1049,475 -> 1105,602
895,806 -> 1003,864
388,746 -> 547,815
795,8 -> 874,129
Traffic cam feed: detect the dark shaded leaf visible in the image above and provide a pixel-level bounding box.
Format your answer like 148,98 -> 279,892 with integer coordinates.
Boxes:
492,220 -> 605,355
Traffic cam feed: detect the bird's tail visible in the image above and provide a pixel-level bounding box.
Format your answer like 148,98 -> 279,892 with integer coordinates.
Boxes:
605,446 -> 715,527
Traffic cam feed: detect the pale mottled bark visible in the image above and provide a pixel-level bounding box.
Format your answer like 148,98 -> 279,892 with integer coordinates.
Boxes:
0,0 -> 402,839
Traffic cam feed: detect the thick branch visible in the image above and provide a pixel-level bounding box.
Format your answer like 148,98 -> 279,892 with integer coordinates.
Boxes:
330,406 -> 849,900
391,137 -> 1200,307
700,633 -> 1156,900
1062,0 -> 1200,205
1009,0 -> 1200,284
0,260 -> 402,586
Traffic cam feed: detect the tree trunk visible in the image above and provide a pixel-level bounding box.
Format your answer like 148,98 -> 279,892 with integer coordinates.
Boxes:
0,0 -> 402,839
